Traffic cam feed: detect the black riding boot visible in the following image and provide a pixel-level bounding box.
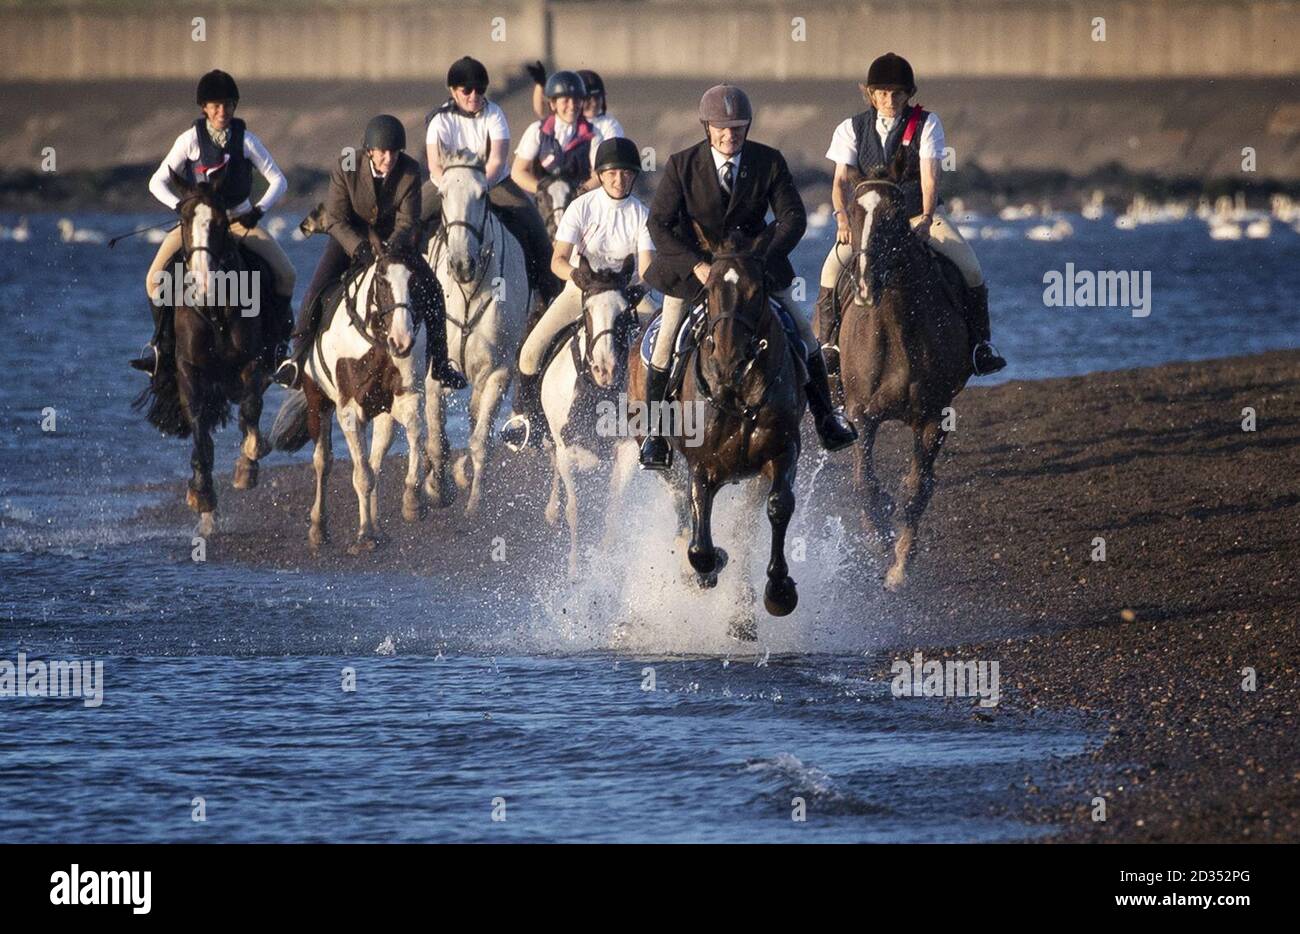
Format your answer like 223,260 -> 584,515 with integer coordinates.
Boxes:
500,371 -> 543,450
417,273 -> 467,390
638,364 -> 673,471
129,299 -> 171,375
812,285 -> 841,376
268,292 -> 294,364
273,294 -> 324,389
965,283 -> 1006,376
805,351 -> 858,451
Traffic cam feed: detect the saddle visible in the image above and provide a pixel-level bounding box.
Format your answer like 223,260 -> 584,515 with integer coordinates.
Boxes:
639,298 -> 807,400
826,241 -> 967,349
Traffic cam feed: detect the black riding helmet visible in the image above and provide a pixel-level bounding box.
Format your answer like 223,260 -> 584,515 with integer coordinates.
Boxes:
196,69 -> 239,106
577,69 -> 606,107
594,137 -> 640,174
447,56 -> 489,91
866,52 -> 916,94
544,70 -> 587,100
363,114 -> 407,151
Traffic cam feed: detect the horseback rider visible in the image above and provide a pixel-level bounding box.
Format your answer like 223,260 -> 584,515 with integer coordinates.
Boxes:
814,52 -> 1006,376
273,115 -> 465,390
527,63 -> 625,141
421,56 -> 560,305
130,69 -> 296,375
512,69 -> 604,209
638,84 -> 858,470
500,136 -> 660,449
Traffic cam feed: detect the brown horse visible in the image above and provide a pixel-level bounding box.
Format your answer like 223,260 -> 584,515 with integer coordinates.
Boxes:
134,168 -> 277,536
625,228 -> 805,617
829,169 -> 972,591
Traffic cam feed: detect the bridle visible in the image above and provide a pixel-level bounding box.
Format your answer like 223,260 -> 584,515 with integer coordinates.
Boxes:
432,162 -> 496,299
574,281 -> 639,387
692,252 -> 779,424
342,257 -> 419,357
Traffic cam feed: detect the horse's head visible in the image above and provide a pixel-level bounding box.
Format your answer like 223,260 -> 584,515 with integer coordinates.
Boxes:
170,165 -> 232,305
437,140 -> 491,284
850,168 -> 912,306
694,222 -> 775,398
576,254 -> 637,389
298,201 -> 328,239
368,248 -> 416,359
538,176 -> 575,239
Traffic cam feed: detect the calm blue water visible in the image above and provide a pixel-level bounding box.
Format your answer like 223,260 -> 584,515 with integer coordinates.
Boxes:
1,210 -> 1296,842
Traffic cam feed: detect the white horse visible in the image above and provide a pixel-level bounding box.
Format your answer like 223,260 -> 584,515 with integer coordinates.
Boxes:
424,144 -> 530,516
539,256 -> 644,575
270,251 -> 425,553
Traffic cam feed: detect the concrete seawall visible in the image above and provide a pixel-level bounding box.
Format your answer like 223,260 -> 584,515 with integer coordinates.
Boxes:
1,0 -> 1297,81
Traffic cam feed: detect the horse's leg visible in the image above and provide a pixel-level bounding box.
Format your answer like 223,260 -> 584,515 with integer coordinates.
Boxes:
179,360 -> 217,535
389,392 -> 427,523
687,466 -> 723,584
339,410 -> 378,553
423,372 -> 453,508
464,366 -> 511,517
885,418 -> 946,591
558,447 -> 581,578
544,445 -> 562,527
762,444 -> 800,617
309,400 -> 333,550
855,417 -> 894,546
367,411 -> 395,537
233,361 -> 267,491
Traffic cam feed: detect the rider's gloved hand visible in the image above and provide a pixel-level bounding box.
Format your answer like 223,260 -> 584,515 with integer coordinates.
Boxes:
234,207 -> 264,229
352,241 -> 376,267
525,60 -> 547,85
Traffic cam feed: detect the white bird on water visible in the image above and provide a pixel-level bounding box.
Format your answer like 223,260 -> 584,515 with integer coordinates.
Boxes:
57,218 -> 106,244
1026,218 -> 1074,242
0,216 -> 29,242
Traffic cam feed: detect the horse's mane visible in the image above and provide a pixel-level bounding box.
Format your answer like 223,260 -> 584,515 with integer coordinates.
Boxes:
441,148 -> 486,170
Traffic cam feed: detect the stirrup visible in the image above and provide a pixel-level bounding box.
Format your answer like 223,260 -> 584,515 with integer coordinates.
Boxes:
639,434 -> 672,471
500,413 -> 531,452
129,344 -> 158,376
272,359 -> 300,389
971,341 -> 1007,376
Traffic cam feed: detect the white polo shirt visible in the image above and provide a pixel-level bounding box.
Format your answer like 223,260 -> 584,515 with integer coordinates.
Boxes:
591,113 -> 624,141
555,188 -> 654,284
426,100 -> 511,184
825,110 -> 946,165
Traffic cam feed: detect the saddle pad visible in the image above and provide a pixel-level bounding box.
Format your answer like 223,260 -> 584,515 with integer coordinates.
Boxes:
639,298 -> 806,366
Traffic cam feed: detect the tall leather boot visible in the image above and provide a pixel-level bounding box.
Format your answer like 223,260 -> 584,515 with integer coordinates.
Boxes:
417,272 -> 467,390
129,299 -> 170,375
499,371 -> 543,450
638,364 -> 673,470
273,294 -> 324,389
965,283 -> 1006,376
812,285 -> 841,376
805,351 -> 857,451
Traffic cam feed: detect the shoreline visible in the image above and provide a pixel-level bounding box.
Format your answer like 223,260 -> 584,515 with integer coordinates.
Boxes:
134,348 -> 1300,842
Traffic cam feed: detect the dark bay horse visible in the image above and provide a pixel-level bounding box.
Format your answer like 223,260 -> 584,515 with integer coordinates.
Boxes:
832,169 -> 972,591
134,168 -> 277,535
624,228 -> 805,618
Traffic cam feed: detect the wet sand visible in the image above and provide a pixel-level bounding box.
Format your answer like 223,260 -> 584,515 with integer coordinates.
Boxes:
137,348 -> 1300,842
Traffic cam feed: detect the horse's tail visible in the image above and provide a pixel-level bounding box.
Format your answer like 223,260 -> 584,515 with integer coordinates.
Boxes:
131,361 -> 190,438
270,389 -> 311,453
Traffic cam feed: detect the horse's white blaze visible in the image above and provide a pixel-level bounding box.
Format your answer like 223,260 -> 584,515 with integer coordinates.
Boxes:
584,290 -> 626,389
857,190 -> 882,295
384,263 -> 414,355
723,268 -> 740,284
190,203 -> 213,299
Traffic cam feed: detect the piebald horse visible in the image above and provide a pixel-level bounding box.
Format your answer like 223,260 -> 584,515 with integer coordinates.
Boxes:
540,255 -> 641,575
424,144 -> 530,516
270,249 -> 424,553
623,227 -> 805,618
133,167 -> 277,536
834,168 -> 972,590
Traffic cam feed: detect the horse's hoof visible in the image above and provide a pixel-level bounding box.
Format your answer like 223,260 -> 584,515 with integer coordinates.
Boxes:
187,488 -> 216,514
196,512 -> 216,538
688,547 -> 717,575
764,576 -> 799,617
424,479 -> 454,509
348,535 -> 378,556
402,488 -> 424,522
232,457 -> 259,490
697,570 -> 720,590
308,526 -> 329,550
883,565 -> 907,592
